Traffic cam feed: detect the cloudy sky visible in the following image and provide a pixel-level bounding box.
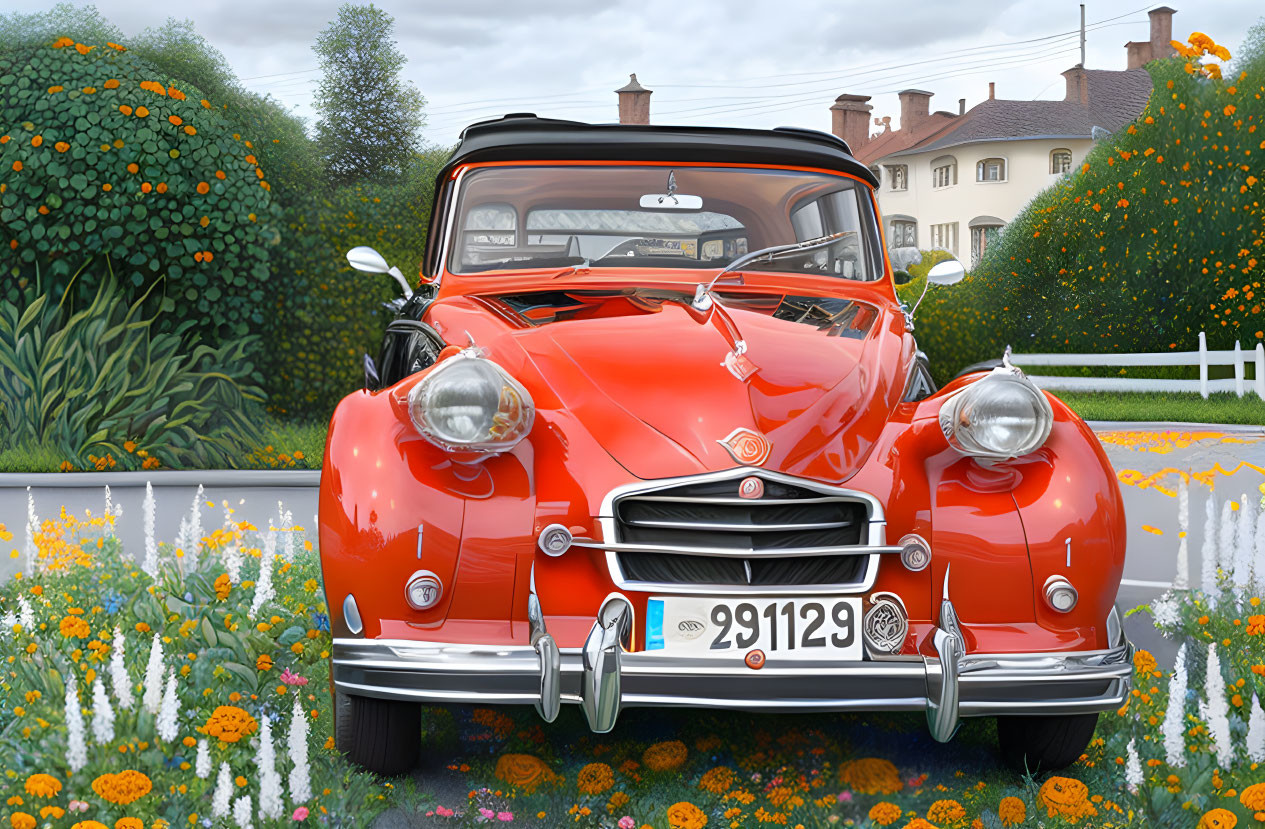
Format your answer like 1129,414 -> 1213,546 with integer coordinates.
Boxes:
5,0 -> 1260,146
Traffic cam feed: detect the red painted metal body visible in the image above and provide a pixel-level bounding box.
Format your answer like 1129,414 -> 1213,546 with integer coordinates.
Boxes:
319,160 -> 1126,662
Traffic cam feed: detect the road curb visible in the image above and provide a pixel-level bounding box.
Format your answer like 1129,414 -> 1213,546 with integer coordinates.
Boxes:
1087,420 -> 1265,435
0,470 -> 321,488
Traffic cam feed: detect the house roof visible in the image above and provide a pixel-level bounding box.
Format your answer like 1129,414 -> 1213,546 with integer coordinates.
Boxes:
853,111 -> 960,165
860,68 -> 1153,163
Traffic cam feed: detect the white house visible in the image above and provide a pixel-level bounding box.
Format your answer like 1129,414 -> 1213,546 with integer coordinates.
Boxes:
832,7 -> 1175,269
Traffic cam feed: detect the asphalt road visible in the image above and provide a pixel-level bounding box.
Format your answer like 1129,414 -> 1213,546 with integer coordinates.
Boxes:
3,425 -> 1263,670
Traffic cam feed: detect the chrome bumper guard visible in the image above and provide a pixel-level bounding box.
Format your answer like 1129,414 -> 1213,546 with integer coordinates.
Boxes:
332,580 -> 1132,738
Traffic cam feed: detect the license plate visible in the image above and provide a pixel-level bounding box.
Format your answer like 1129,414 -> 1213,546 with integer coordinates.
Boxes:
645,596 -> 861,658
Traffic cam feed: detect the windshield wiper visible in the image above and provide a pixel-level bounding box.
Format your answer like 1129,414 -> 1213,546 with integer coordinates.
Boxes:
690,231 -> 849,311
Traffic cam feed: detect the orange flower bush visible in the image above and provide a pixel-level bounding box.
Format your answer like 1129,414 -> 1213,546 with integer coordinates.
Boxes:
642,740 -> 688,772
493,754 -> 557,793
665,801 -> 708,829
840,757 -> 903,795
200,706 -> 258,744
576,762 -> 614,796
90,770 -> 151,805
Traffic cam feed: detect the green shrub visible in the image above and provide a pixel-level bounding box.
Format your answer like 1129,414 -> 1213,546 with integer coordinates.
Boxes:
0,268 -> 265,469
915,24 -> 1264,383
265,148 -> 449,418
0,35 -> 282,344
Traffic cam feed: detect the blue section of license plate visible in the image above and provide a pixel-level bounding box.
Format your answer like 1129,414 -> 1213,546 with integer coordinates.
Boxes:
646,598 -> 665,650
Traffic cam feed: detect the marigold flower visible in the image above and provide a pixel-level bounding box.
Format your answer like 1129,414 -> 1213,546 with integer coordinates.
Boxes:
134,106 -> 148,118
868,802 -> 902,826
30,135 -> 42,147
493,754 -> 557,793
196,181 -> 210,194
665,802 -> 707,829
52,36 -> 74,48
840,757 -> 903,795
74,43 -> 93,54
54,141 -> 69,152
23,774 -> 62,798
643,740 -> 688,772
256,653 -> 273,671
9,814 -> 35,829
114,819 -> 143,829
48,85 -> 64,94
118,105 -> 132,115
998,796 -> 1026,826
60,615 -> 91,639
202,706 -> 258,743
91,771 -> 151,805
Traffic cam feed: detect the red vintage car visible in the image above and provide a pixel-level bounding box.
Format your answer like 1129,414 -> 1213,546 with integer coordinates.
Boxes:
321,115 -> 1131,775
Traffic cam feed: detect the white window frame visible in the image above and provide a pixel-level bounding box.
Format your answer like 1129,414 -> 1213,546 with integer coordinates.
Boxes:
930,222 -> 959,256
885,164 -> 908,192
970,224 -> 1003,268
889,220 -> 917,248
975,157 -> 1007,183
930,155 -> 957,189
1050,148 -> 1073,175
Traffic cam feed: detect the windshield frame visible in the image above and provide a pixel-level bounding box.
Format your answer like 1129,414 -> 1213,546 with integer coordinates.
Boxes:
435,161 -> 886,284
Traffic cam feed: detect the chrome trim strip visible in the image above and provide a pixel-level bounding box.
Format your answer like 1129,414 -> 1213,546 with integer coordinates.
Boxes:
577,539 -> 900,559
925,566 -> 964,743
623,495 -> 845,506
595,467 -> 889,595
621,518 -> 855,532
433,166 -> 467,285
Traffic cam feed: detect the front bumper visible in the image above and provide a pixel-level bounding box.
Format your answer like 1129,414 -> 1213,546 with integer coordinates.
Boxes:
332,582 -> 1133,739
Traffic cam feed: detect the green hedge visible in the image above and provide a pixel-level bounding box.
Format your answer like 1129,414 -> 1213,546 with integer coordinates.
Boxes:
0,37 -> 282,344
912,23 -> 1264,384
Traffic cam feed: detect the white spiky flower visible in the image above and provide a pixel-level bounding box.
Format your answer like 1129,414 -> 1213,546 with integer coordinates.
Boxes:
1256,511 -> 1265,592
1163,643 -> 1188,767
1201,643 -> 1234,769
142,633 -> 164,714
17,595 -> 34,631
224,545 -> 244,584
1174,478 -> 1190,589
65,674 -> 87,772
1125,737 -> 1143,793
1201,497 -> 1219,606
256,715 -> 284,820
24,486 -> 38,577
1151,592 -> 1182,631
157,669 -> 180,742
278,503 -> 296,562
109,625 -> 134,710
233,794 -> 254,829
0,610 -> 15,635
196,739 -> 212,779
1235,495 -> 1257,588
142,481 -> 158,579
288,696 -> 312,803
212,762 -> 234,818
1248,692 -> 1265,763
249,531 -> 277,620
1219,500 -> 1236,574
91,677 -> 115,745
189,483 -> 205,551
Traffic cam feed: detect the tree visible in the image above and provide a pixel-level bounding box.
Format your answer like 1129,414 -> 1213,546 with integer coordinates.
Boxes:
313,4 -> 425,185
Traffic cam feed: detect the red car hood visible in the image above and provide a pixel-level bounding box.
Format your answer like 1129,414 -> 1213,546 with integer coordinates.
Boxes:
484,297 -> 906,482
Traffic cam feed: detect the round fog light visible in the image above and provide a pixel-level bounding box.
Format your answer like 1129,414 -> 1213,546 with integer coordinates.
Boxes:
405,570 -> 443,610
898,533 -> 931,572
1044,576 -> 1078,613
538,523 -> 573,557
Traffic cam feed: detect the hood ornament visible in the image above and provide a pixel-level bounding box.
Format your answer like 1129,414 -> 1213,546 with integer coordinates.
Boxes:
719,428 -> 772,466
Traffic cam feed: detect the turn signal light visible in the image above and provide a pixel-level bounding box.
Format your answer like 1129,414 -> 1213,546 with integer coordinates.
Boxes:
1044,576 -> 1078,613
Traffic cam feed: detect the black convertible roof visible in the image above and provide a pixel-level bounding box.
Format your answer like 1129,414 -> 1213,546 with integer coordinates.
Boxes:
422,115 -> 878,276
440,114 -> 876,186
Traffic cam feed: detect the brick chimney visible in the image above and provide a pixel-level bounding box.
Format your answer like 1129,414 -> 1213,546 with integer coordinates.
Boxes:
1125,41 -> 1153,70
615,74 -> 651,125
1062,66 -> 1089,106
897,89 -> 932,133
1149,6 -> 1177,61
988,82 -> 995,100
830,94 -> 872,151
958,98 -> 966,115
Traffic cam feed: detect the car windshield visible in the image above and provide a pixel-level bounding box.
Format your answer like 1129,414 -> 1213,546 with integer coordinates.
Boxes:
446,165 -> 880,281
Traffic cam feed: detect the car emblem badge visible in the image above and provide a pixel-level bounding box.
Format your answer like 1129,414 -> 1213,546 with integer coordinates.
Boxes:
719,428 -> 772,466
676,618 -> 706,640
738,476 -> 764,499
745,649 -> 766,670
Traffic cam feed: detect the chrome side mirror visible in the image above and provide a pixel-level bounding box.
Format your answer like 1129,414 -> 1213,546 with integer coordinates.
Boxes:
345,246 -> 413,299
926,258 -> 966,286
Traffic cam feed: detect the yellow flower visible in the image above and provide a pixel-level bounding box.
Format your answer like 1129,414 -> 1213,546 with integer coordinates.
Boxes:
23,773 -> 62,798
643,740 -> 688,772
999,796 -> 1026,826
9,815 -> 35,829
928,799 -> 966,825
1133,649 -> 1157,674
256,653 -> 273,671
201,706 -> 259,744
91,770 -> 152,805
1199,808 -> 1237,829
214,574 -> 232,600
115,819 -> 144,829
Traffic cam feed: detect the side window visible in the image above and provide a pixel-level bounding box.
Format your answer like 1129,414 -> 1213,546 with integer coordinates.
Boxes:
976,158 -> 1007,183
1050,149 -> 1073,174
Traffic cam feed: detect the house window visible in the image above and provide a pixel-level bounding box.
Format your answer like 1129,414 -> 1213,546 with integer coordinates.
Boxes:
930,222 -> 958,256
1050,148 -> 1073,174
970,224 -> 1002,267
885,164 -> 908,191
890,220 -> 917,248
976,158 -> 1006,182
931,156 -> 957,188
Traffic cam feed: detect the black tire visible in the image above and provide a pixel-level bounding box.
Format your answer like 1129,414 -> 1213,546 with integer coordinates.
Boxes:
334,691 -> 421,776
996,713 -> 1099,772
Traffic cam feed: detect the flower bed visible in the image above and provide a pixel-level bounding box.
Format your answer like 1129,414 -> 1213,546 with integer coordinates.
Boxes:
3,489 -> 1265,828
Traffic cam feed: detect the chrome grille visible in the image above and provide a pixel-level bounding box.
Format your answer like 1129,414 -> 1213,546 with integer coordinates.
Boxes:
605,471 -> 882,593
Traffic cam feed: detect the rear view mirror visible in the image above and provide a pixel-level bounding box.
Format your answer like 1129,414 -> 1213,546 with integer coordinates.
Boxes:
347,246 -> 391,274
927,259 -> 966,286
639,193 -> 703,210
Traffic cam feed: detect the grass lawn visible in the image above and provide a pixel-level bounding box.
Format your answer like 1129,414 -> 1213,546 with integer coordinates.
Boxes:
1054,391 -> 1265,426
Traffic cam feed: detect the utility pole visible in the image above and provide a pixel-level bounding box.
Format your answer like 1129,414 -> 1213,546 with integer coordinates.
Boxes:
1079,4 -> 1086,66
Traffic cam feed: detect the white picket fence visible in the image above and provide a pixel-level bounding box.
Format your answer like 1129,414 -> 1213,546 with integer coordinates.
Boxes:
1009,332 -> 1265,399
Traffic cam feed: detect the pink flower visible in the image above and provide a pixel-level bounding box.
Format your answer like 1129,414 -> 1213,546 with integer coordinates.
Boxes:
292,807 -> 309,820
619,818 -> 636,829
69,801 -> 90,813
497,812 -> 513,822
479,808 -> 495,819
279,667 -> 309,686
836,791 -> 852,802
435,806 -> 455,817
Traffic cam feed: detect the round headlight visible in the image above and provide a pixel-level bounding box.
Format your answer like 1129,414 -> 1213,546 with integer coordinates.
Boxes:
939,371 -> 1053,460
407,353 -> 534,453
